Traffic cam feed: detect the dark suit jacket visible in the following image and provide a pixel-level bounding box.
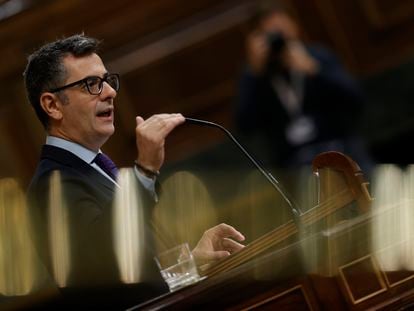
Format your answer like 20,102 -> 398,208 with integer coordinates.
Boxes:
27,144 -> 167,309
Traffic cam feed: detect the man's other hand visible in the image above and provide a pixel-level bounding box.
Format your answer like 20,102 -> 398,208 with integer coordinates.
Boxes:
192,223 -> 245,265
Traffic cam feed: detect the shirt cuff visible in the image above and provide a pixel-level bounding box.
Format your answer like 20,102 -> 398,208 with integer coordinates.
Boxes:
134,165 -> 158,202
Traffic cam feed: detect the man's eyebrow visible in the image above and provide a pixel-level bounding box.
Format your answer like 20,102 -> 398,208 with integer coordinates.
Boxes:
85,72 -> 109,78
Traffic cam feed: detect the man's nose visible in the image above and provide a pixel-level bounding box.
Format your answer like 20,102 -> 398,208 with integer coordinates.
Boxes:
100,81 -> 117,99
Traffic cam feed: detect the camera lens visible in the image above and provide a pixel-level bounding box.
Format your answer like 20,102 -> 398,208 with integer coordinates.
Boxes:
267,32 -> 286,53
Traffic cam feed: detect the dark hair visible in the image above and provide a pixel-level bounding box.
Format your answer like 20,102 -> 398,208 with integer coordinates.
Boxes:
250,0 -> 287,28
23,34 -> 100,128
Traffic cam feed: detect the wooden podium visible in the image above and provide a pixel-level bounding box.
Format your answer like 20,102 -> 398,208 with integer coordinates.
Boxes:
130,152 -> 414,310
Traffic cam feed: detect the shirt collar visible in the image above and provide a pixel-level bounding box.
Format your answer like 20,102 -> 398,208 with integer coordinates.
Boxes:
46,136 -> 100,164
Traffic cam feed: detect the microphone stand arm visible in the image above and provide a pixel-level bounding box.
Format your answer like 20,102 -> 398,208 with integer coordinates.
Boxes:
185,117 -> 302,222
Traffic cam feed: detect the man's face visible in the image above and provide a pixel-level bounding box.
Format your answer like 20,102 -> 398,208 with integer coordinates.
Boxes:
55,53 -> 117,151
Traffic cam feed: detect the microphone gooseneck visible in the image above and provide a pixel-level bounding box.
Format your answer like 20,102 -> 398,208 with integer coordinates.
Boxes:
184,117 -> 301,221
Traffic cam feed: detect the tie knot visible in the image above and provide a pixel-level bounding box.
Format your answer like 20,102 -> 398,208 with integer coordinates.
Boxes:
93,153 -> 118,180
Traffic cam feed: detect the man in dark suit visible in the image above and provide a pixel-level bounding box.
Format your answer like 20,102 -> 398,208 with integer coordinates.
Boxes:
24,34 -> 244,309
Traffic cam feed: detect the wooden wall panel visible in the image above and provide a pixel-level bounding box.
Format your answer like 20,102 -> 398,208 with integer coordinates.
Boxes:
360,0 -> 414,29
295,0 -> 414,75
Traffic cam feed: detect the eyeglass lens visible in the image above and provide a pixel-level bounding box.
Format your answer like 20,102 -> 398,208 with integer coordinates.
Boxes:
87,74 -> 119,95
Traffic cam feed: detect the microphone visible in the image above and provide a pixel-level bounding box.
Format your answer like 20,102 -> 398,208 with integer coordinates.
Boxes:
184,117 -> 301,222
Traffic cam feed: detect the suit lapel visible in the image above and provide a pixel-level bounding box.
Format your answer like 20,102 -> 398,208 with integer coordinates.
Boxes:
40,145 -> 115,192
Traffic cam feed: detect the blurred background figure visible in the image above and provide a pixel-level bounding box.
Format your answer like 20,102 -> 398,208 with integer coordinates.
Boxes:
235,0 -> 373,176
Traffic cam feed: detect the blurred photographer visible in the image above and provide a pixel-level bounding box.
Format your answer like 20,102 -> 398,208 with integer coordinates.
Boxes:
235,0 -> 373,173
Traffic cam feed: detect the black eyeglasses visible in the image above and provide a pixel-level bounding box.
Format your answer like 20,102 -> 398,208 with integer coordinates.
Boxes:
49,73 -> 120,95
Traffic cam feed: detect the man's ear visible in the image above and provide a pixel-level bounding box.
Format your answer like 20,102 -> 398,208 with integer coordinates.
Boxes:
40,92 -> 63,121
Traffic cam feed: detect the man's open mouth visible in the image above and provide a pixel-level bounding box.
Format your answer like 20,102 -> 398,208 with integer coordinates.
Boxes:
97,108 -> 112,118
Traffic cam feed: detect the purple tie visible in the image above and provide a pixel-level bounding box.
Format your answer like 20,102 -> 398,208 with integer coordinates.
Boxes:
93,153 -> 118,180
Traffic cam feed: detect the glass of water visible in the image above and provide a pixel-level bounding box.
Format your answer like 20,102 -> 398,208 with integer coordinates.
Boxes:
154,243 -> 201,292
